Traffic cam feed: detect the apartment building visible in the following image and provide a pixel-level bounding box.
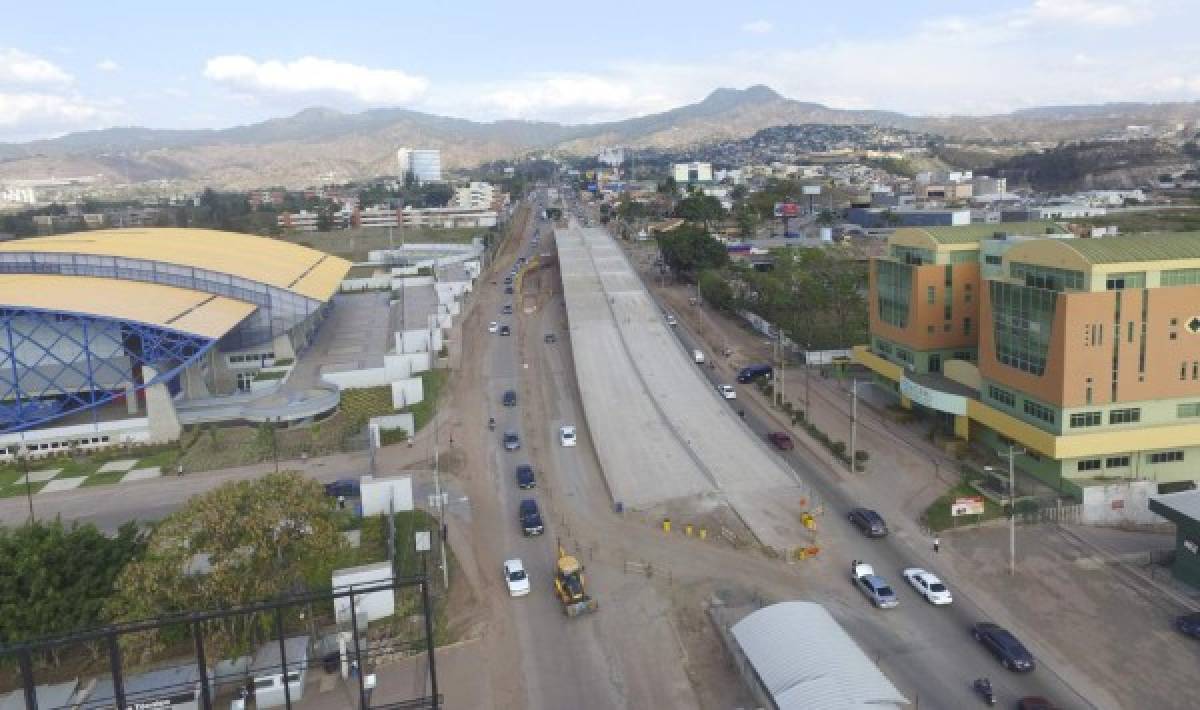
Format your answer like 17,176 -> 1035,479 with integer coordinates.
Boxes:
856,224 -> 1200,496
453,181 -> 496,210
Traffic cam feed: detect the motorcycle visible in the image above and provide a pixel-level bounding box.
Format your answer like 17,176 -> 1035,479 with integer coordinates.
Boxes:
972,678 -> 996,706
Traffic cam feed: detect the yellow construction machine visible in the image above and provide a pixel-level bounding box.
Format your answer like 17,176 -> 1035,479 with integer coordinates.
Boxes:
554,544 -> 598,617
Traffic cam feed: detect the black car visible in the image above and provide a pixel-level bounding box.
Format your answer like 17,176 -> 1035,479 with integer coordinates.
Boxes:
502,389 -> 517,406
499,325 -> 511,336
505,286 -> 514,294
1176,611 -> 1200,638
515,464 -> 536,489
847,508 -> 888,538
503,275 -> 513,285
324,479 -> 360,498
503,430 -> 521,451
972,622 -> 1036,672
519,499 -> 544,535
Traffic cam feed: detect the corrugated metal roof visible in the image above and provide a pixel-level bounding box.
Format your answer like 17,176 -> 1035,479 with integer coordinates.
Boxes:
0,228 -> 349,300
730,601 -> 908,710
0,274 -> 255,338
1059,232 -> 1200,264
1150,490 -> 1200,521
898,221 -> 1069,245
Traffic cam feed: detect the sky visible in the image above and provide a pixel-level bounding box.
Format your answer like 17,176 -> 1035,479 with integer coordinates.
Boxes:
2,0 -> 1199,141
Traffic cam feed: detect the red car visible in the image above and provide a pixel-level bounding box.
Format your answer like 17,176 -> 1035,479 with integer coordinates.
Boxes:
768,431 -> 794,450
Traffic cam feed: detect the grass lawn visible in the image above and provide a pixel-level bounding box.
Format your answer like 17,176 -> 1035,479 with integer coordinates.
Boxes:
0,481 -> 46,498
923,481 -> 1006,532
81,471 -> 128,487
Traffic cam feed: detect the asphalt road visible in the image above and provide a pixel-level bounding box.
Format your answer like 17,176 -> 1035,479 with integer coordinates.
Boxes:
654,279 -> 1095,710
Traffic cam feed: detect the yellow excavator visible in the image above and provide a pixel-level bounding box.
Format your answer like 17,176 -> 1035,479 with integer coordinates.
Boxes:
555,543 -> 598,617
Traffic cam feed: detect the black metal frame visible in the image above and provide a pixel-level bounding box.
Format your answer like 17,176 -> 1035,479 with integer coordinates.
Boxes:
1,577 -> 441,710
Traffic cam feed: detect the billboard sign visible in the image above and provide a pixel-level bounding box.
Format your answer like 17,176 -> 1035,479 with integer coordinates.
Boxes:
774,202 -> 801,218
951,496 -> 985,517
802,185 -> 822,196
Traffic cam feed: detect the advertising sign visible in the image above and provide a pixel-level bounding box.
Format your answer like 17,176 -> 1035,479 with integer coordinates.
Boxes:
951,496 -> 985,517
802,185 -> 822,196
773,202 -> 801,218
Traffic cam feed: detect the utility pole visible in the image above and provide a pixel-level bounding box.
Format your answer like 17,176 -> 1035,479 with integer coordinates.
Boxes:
1007,443 -> 1025,576
778,328 -> 786,407
804,343 -> 812,417
849,380 -> 858,472
430,313 -> 448,591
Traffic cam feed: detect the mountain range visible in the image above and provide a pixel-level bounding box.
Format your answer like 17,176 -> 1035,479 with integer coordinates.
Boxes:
1,85 -> 1198,190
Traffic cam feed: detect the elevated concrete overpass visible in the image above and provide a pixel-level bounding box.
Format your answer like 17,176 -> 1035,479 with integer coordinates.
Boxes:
556,220 -> 806,551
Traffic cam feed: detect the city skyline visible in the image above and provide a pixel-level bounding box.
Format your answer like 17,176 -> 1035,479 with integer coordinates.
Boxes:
2,0 -> 1199,141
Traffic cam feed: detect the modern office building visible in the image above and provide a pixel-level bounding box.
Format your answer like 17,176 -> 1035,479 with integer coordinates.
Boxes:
396,148 -> 442,183
672,162 -> 713,185
856,223 -> 1200,496
0,228 -> 349,456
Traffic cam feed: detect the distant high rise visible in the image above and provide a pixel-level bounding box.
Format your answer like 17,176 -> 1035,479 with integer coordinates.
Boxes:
396,148 -> 442,183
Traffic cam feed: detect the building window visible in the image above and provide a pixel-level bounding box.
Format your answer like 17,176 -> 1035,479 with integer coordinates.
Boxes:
1069,411 -> 1101,428
1010,262 -> 1084,291
1105,456 -> 1130,468
964,283 -> 973,303
1149,451 -> 1185,464
1161,268 -> 1200,287
1109,408 -> 1141,425
1105,272 -> 1145,290
927,286 -> 936,305
876,260 -> 912,328
927,325 -> 935,334
988,385 -> 1015,408
963,317 -> 972,336
874,340 -> 893,355
895,349 -> 913,365
985,254 -> 1003,265
953,351 -> 973,361
1183,362 -> 1189,381
1178,403 -> 1200,418
943,323 -> 952,332
990,281 -> 1057,376
1077,459 -> 1102,472
1023,399 -> 1055,424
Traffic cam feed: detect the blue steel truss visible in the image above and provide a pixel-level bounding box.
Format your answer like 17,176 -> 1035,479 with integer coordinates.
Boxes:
0,308 -> 215,433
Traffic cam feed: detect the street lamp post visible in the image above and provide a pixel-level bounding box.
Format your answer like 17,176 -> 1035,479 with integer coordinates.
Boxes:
271,417 -> 281,474
985,442 -> 1025,576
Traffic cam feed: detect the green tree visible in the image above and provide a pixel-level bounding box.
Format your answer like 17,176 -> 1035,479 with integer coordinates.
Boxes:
675,193 -> 725,231
698,269 -> 735,311
107,472 -> 347,661
0,520 -> 145,666
657,224 -> 729,279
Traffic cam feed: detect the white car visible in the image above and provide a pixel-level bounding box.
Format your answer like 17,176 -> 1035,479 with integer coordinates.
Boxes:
559,425 -> 577,447
504,559 -> 530,597
488,321 -> 499,333
717,384 -> 737,400
902,568 -> 953,605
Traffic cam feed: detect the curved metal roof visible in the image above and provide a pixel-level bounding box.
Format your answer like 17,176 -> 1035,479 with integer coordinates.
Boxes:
0,274 -> 255,338
0,228 -> 349,301
730,601 -> 908,710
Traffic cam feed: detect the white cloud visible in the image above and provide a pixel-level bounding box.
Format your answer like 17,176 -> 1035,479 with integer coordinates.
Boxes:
1028,0 -> 1150,27
203,55 -> 428,104
0,92 -> 103,129
741,20 -> 773,34
96,59 -> 119,72
463,74 -> 672,122
0,48 -> 72,85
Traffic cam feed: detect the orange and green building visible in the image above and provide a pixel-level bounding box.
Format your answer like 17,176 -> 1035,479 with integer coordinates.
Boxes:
857,223 -> 1200,498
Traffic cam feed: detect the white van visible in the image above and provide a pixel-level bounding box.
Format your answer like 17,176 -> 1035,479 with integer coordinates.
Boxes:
693,349 -> 705,364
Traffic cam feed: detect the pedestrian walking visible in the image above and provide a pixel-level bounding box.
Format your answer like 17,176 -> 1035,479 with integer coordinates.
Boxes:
933,537 -> 941,553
